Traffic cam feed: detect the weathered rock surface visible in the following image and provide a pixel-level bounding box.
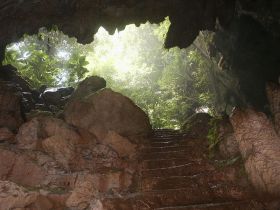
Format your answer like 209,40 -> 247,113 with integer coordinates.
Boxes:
266,82 -> 280,136
42,135 -> 78,170
70,76 -> 106,101
0,181 -> 40,210
66,175 -> 98,210
0,81 -> 23,131
64,88 -> 152,138
231,108 -> 280,194
182,113 -> 213,138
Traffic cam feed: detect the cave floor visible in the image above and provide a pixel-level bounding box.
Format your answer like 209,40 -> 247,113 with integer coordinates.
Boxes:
102,129 -> 276,210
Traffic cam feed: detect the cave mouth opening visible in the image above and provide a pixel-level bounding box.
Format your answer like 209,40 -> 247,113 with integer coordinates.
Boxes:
3,17 -> 235,129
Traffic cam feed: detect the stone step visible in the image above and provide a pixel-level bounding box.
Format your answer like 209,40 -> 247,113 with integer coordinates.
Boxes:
142,150 -> 201,160
141,172 -> 235,191
142,158 -> 204,169
141,162 -> 215,177
150,141 -> 182,147
103,188 -> 253,209
142,145 -> 192,153
151,136 -> 182,142
154,201 -> 258,210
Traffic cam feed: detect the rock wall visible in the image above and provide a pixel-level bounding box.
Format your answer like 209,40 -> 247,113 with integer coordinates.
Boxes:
230,108 -> 280,195
0,76 -> 152,209
266,82 -> 280,136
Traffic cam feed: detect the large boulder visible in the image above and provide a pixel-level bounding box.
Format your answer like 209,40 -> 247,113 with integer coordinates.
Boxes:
231,108 -> 280,194
0,81 -> 23,131
182,113 -> 213,138
70,76 -> 106,101
64,88 -> 152,138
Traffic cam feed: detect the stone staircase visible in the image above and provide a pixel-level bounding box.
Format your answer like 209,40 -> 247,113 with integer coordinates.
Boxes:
102,129 -> 270,210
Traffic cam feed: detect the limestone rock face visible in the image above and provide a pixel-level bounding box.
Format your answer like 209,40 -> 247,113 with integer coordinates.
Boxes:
64,88 -> 152,138
70,76 -> 106,101
182,113 -> 212,138
231,108 -> 280,194
0,81 -> 23,131
266,82 -> 280,136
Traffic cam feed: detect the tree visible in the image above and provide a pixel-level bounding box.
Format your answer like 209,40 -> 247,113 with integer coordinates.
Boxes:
3,27 -> 89,88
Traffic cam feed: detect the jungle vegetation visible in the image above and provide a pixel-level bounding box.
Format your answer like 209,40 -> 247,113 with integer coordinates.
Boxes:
3,18 -> 233,128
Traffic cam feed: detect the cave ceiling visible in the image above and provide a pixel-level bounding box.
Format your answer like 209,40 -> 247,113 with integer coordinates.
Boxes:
0,0 -> 236,58
0,0 -> 280,110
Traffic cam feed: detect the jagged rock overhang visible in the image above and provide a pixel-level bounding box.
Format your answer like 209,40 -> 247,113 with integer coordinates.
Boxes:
0,0 -> 235,61
1,0 -> 280,110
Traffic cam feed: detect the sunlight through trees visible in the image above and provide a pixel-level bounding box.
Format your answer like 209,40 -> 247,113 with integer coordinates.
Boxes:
3,18 -> 220,129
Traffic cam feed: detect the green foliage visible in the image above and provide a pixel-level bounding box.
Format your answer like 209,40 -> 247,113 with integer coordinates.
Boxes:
4,27 -> 89,88
86,19 -> 217,128
4,19 -> 223,129
207,118 -> 221,158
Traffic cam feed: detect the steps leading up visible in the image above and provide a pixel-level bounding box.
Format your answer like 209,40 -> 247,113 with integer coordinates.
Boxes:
103,129 -> 268,210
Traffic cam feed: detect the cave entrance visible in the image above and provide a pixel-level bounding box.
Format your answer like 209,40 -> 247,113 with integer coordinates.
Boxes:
3,18 -> 233,129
